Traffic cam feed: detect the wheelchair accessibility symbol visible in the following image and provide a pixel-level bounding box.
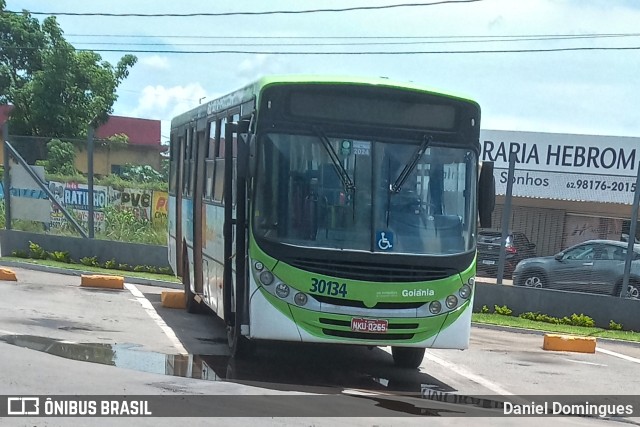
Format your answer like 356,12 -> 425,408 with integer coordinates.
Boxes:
376,231 -> 394,251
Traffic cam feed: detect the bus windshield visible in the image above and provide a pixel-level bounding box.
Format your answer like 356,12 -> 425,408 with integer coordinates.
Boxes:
253,131 -> 476,255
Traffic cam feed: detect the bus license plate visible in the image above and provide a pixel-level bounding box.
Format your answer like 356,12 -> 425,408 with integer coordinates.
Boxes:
351,318 -> 388,333
482,260 -> 496,265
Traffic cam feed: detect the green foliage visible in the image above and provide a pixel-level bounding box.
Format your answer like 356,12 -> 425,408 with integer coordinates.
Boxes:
12,249 -> 28,258
103,258 -> 117,269
609,320 -> 623,331
480,305 -> 490,314
158,266 -> 173,276
100,206 -> 166,245
49,250 -> 71,263
0,1 -> 137,137
519,311 -> 595,327
80,256 -> 99,267
494,305 -> 512,316
45,139 -> 77,175
566,313 -> 595,328
118,263 -> 131,271
114,164 -> 165,186
28,241 -> 48,259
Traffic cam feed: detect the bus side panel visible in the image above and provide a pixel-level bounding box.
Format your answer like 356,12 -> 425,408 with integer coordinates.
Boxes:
168,195 -> 178,275
182,197 -> 195,289
202,202 -> 226,318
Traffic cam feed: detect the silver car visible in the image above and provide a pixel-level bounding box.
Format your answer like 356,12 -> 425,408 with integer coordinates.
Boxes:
512,239 -> 640,299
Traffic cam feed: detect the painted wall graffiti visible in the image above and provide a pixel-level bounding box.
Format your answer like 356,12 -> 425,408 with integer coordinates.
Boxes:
1,180 -> 168,232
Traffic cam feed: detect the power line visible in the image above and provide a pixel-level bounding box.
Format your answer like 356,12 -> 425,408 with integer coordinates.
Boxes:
6,0 -> 482,17
65,34 -> 640,47
63,32 -> 640,40
43,46 -> 640,54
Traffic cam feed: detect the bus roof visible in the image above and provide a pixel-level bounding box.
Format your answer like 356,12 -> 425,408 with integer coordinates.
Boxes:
170,75 -> 479,130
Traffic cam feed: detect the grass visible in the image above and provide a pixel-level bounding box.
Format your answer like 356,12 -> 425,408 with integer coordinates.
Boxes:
472,313 -> 640,343
1,256 -> 181,283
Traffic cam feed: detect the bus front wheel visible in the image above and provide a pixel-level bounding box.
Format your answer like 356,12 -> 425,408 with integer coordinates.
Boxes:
227,322 -> 254,359
391,347 -> 425,369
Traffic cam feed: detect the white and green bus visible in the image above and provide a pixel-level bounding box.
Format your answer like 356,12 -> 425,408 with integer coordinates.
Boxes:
168,75 -> 495,368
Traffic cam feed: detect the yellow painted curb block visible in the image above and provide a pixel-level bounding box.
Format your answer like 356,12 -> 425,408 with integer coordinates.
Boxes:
161,291 -> 186,309
543,334 -> 596,353
80,274 -> 124,290
0,267 -> 17,281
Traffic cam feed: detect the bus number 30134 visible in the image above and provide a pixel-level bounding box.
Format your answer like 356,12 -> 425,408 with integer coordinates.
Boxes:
310,278 -> 348,297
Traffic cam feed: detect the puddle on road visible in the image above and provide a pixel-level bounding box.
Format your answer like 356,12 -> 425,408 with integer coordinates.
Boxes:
0,333 -> 513,416
0,333 -> 451,393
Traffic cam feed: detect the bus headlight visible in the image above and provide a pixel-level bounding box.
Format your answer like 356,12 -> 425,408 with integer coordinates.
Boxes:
254,261 -> 264,271
275,283 -> 290,298
446,295 -> 458,309
259,271 -> 274,286
294,292 -> 308,306
459,284 -> 472,299
429,301 -> 442,314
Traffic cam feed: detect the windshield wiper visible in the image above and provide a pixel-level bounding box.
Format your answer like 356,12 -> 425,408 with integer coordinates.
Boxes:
312,126 -> 355,192
390,134 -> 432,193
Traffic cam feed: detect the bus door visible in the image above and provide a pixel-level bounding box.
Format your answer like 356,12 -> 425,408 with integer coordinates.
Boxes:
223,120 -> 251,332
192,120 -> 208,297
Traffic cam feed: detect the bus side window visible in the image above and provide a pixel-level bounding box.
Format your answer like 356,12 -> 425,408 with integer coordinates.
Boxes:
182,129 -> 192,197
213,118 -> 227,203
232,113 -> 240,207
205,121 -> 217,200
169,133 -> 179,195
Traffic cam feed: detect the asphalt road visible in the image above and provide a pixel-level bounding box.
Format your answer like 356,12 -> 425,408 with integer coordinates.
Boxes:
0,267 -> 639,426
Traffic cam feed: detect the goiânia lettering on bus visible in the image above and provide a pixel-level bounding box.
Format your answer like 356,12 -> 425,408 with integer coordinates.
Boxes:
402,289 -> 435,297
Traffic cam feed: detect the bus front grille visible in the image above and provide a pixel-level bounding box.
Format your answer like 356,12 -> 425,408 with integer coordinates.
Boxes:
322,329 -> 414,341
286,257 -> 456,282
314,295 -> 425,309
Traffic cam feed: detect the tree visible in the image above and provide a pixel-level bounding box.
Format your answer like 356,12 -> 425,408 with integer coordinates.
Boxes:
0,0 -> 137,139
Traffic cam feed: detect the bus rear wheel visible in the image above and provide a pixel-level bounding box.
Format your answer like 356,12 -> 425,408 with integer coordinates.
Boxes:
182,251 -> 201,314
391,347 -> 425,369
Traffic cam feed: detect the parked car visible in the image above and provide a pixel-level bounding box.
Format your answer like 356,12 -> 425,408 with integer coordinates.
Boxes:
512,239 -> 640,299
476,230 -> 537,278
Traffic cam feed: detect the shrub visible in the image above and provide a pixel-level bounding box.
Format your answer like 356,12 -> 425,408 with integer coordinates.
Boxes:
28,241 -> 48,260
80,256 -> 99,267
49,251 -> 71,263
609,320 -> 623,331
118,263 -> 132,271
158,266 -> 173,275
12,249 -> 28,258
494,305 -> 512,316
104,259 -> 117,269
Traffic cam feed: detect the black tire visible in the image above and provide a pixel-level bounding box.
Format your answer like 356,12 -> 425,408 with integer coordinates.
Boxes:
227,321 -> 255,359
521,270 -> 546,288
391,347 -> 425,369
182,251 -> 201,314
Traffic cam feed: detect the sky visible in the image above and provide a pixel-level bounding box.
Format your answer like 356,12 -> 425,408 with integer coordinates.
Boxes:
6,0 -> 640,143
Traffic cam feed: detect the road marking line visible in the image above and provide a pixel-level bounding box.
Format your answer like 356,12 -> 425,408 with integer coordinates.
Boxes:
381,347 -> 513,396
562,358 -> 607,367
125,283 -> 188,355
597,348 -> 640,364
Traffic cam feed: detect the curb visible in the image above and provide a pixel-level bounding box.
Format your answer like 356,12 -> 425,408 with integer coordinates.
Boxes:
0,260 -> 181,289
0,267 -> 17,281
161,291 -> 186,309
81,274 -> 124,290
543,334 -> 597,353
